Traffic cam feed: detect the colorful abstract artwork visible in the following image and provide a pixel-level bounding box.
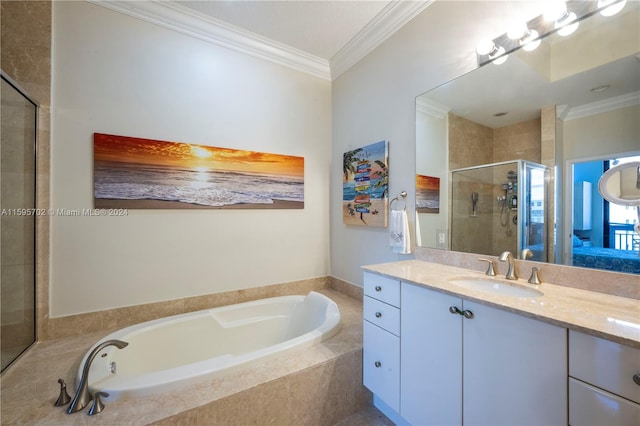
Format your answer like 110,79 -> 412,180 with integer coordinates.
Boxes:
416,174 -> 440,213
94,133 -> 304,209
342,140 -> 388,227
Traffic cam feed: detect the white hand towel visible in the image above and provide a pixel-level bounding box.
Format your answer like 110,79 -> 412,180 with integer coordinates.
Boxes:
389,209 -> 411,254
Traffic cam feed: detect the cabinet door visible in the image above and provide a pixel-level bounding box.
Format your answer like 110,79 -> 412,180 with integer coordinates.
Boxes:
363,321 -> 400,412
463,300 -> 567,426
401,283 -> 463,426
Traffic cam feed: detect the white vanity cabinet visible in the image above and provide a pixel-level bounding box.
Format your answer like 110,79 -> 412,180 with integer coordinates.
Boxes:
401,282 -> 567,426
363,272 -> 400,412
569,330 -> 640,425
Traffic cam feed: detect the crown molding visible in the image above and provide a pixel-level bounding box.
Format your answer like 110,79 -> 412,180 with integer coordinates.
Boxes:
89,0 -> 433,82
88,0 -> 332,80
563,91 -> 640,120
330,0 -> 435,79
416,98 -> 450,119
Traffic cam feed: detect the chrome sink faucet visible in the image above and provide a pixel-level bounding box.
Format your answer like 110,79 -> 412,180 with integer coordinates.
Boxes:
498,251 -> 518,280
67,339 -> 128,414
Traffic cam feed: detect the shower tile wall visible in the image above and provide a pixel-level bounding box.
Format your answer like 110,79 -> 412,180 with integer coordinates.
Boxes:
1,0 -> 52,341
449,113 -> 544,254
448,114 -> 493,169
493,118 -> 541,163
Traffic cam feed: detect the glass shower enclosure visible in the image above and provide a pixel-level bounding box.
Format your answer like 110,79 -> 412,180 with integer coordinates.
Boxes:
450,160 -> 548,262
1,73 -> 37,371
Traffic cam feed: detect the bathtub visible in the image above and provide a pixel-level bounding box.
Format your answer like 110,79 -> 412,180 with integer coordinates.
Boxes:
78,291 -> 341,401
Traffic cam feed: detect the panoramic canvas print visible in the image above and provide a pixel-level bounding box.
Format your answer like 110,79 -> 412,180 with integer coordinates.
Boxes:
416,174 -> 440,213
342,140 -> 388,227
94,133 -> 304,209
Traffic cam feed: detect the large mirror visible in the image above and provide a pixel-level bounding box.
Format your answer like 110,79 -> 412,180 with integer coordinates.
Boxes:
416,1 -> 640,274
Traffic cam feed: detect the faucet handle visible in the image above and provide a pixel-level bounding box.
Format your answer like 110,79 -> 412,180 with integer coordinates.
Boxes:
478,258 -> 497,276
54,378 -> 71,407
88,391 -> 109,416
528,267 -> 542,285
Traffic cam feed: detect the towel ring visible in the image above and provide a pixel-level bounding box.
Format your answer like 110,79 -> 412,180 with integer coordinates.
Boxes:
390,191 -> 407,211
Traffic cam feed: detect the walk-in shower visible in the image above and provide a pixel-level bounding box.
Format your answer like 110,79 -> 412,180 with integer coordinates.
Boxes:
1,73 -> 38,371
450,160 -> 548,261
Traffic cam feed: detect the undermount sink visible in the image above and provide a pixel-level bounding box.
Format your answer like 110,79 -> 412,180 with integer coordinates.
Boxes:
448,277 -> 544,298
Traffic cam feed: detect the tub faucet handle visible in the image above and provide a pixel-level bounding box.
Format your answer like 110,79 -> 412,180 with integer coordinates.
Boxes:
478,258 -> 497,276
88,392 -> 108,416
54,378 -> 71,407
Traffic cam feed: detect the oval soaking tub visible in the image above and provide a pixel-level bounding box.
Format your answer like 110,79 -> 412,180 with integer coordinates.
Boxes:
77,291 -> 341,400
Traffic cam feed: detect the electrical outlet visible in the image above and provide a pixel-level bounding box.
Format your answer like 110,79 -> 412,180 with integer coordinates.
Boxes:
437,230 -> 447,248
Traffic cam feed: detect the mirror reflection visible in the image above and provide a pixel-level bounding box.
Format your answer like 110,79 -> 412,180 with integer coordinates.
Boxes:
415,1 -> 639,274
598,160 -> 640,204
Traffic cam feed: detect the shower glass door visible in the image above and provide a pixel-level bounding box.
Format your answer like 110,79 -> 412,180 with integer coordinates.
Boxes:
451,160 -> 548,260
1,74 -> 37,371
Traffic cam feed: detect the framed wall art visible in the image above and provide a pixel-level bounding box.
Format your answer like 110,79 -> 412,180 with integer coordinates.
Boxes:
416,174 -> 440,213
94,133 -> 304,209
342,140 -> 388,227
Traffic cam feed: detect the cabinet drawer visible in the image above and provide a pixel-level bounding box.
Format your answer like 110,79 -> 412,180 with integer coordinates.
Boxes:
569,378 -> 640,426
363,321 -> 400,412
569,330 -> 640,403
364,296 -> 400,336
363,272 -> 400,307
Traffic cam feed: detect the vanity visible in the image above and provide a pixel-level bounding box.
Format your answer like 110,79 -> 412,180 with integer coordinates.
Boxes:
362,261 -> 640,426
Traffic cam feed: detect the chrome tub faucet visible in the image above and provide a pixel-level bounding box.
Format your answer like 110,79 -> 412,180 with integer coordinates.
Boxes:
67,339 -> 128,414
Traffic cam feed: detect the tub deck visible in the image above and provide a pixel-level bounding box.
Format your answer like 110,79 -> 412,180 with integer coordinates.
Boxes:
0,289 -> 368,425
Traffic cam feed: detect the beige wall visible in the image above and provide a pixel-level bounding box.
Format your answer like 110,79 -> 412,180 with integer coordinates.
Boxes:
49,1 -> 332,317
562,105 -> 640,161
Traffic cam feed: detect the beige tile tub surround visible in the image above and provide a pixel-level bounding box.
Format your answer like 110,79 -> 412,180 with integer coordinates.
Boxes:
41,276 -> 331,340
0,289 -> 371,425
364,260 -> 640,349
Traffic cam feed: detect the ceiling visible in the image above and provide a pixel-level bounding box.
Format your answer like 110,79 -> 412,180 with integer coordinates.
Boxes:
174,1 -> 393,60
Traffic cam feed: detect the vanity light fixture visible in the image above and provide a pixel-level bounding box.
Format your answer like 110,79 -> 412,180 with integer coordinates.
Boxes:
520,29 -> 541,51
476,0 -> 628,67
476,41 -> 508,65
506,21 -> 541,52
555,12 -> 579,36
598,0 -> 627,16
492,50 -> 508,65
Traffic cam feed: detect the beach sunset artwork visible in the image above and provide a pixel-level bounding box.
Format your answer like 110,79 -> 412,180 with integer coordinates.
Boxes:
94,133 -> 304,209
416,174 -> 440,213
342,140 -> 388,227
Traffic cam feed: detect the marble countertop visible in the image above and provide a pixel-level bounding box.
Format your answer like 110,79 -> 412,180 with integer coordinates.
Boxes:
362,260 -> 640,349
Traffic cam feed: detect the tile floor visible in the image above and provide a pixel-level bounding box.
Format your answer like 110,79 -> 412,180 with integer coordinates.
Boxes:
335,406 -> 395,426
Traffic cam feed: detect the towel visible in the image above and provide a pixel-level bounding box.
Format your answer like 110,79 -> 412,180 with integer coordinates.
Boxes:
389,209 -> 411,254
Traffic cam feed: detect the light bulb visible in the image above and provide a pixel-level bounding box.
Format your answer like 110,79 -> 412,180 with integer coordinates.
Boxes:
477,40 -> 496,56
556,12 -> 579,36
543,1 -> 568,21
507,21 -> 528,40
493,55 -> 508,65
490,46 -> 508,65
521,30 -> 541,51
598,0 -> 626,16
